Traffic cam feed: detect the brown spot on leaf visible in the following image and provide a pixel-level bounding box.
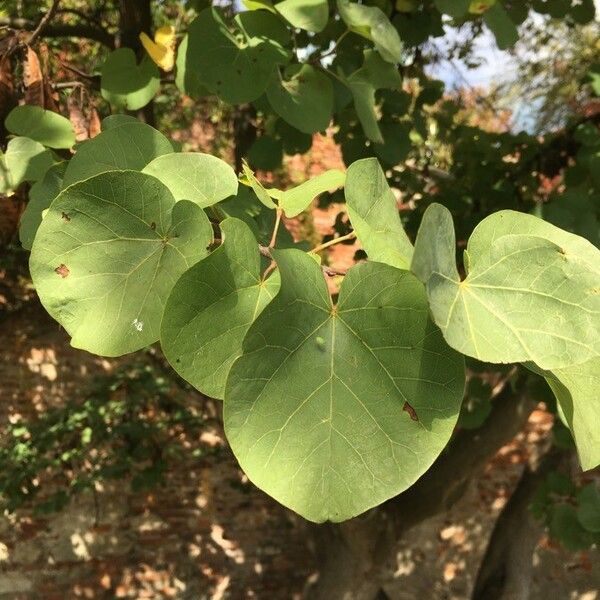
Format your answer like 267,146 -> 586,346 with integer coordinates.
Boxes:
61,212 -> 71,222
403,401 -> 418,422
54,264 -> 70,278
150,222 -> 156,230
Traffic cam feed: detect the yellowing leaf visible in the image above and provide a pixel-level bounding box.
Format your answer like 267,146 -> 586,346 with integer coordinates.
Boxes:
140,25 -> 176,72
469,0 -> 496,14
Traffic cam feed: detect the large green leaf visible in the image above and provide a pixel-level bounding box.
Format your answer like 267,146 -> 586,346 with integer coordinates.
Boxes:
340,50 -> 402,143
533,358 -> 600,471
101,49 -> 160,111
337,0 -> 403,63
0,137 -> 55,192
345,158 -> 413,268
142,153 -> 238,208
19,161 -> 67,250
224,250 -> 465,522
161,218 -> 280,399
276,169 -> 346,218
275,0 -> 329,32
63,122 -> 173,187
5,106 -> 76,149
412,204 -> 600,370
30,170 -> 212,357
266,64 -> 333,134
185,8 -> 291,103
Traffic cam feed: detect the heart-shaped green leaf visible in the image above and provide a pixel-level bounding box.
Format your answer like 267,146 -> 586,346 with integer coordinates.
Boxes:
337,0 -> 403,63
30,170 -> 212,357
345,158 -> 413,268
63,122 -> 173,187
6,105 -> 76,149
224,249 -> 465,522
101,48 -> 160,110
0,137 -> 55,192
412,204 -> 600,370
161,218 -> 280,399
275,0 -> 329,32
142,153 -> 238,208
185,8 -> 291,103
266,64 -> 333,134
340,50 -> 402,143
19,161 -> 67,250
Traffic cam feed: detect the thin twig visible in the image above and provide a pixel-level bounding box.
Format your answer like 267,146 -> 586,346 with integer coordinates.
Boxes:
310,231 -> 356,254
269,209 -> 283,249
53,81 -> 85,89
28,0 -> 61,46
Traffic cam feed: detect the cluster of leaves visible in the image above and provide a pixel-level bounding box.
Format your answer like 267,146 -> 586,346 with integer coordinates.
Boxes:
532,474 -> 600,551
0,361 -> 209,514
3,0 -> 599,527
10,108 -> 597,522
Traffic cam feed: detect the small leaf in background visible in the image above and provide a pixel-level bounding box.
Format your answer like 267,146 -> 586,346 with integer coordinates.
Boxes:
6,105 -> 76,149
275,0 -> 329,33
266,64 -> 333,134
101,48 -> 160,111
142,153 -> 238,208
0,137 -> 55,193
434,0 -> 471,19
483,2 -> 519,50
577,483 -> 600,532
140,25 -> 176,72
247,135 -> 284,171
549,504 -> 594,551
184,8 -> 291,103
458,379 -> 492,429
243,0 -> 276,11
341,50 -> 402,143
337,0 -> 403,63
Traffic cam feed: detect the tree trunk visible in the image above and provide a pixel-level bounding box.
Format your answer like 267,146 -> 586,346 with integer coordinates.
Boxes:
118,0 -> 154,125
305,381 -> 538,600
471,449 -> 568,600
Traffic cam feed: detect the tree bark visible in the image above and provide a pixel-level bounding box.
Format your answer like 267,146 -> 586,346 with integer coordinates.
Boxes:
233,105 -> 257,173
305,380 -> 538,600
0,17 -> 115,48
118,0 -> 154,125
471,449 -> 567,600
